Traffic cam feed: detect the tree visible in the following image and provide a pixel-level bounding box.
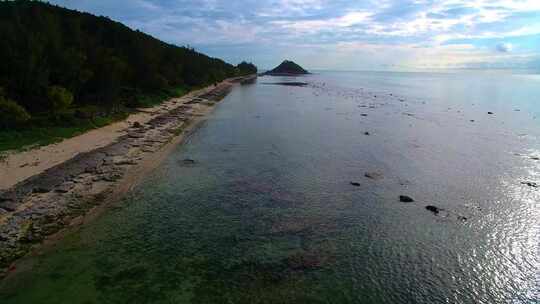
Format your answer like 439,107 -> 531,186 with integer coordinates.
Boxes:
237,61 -> 257,75
0,1 -> 257,126
0,97 -> 31,129
47,85 -> 73,115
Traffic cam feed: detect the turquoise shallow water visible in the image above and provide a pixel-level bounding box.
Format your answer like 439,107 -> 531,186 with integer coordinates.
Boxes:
1,71 -> 539,303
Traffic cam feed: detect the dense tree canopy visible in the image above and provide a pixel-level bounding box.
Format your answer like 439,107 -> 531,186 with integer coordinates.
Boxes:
237,62 -> 258,75
0,0 -> 257,125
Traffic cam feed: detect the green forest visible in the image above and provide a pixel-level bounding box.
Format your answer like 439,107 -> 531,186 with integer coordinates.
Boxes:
0,0 -> 256,151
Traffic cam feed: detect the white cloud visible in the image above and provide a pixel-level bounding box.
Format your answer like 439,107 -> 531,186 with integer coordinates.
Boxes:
49,0 -> 540,70
271,11 -> 371,33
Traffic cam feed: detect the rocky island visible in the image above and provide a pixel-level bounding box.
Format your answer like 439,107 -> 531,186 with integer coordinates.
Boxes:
263,60 -> 309,76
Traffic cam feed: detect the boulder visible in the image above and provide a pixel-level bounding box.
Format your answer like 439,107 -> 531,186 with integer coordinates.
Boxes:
399,195 -> 414,203
521,181 -> 539,188
425,205 -> 441,214
181,159 -> 196,165
364,172 -> 382,180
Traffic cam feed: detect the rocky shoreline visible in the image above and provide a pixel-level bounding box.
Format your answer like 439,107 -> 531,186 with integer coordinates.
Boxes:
0,75 -> 256,276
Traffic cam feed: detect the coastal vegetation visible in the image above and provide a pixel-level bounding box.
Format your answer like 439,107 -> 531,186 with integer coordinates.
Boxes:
0,0 -> 256,151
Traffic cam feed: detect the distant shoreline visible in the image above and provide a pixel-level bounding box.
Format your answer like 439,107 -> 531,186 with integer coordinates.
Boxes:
0,74 -> 257,277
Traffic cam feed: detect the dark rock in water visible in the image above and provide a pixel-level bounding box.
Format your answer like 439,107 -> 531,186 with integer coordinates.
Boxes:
470,120 -> 475,122
364,132 -> 370,136
360,114 -> 368,117
263,60 -> 309,76
487,112 -> 494,114
350,182 -> 361,187
530,157 -> 540,160
521,181 -> 539,188
181,158 -> 197,165
457,216 -> 468,222
364,172 -> 382,180
399,195 -> 414,203
425,205 -> 441,214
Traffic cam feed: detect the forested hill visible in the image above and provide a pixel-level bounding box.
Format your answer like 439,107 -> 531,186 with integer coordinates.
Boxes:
0,0 -> 257,130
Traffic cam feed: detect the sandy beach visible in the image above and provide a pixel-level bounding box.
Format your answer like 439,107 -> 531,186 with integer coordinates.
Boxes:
0,79 -> 242,190
0,75 -> 256,275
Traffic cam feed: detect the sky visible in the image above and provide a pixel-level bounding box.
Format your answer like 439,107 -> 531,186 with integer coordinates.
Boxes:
49,0 -> 540,71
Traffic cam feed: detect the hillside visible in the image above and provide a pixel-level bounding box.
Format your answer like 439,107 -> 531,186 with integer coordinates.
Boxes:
0,0 -> 256,147
264,60 -> 309,75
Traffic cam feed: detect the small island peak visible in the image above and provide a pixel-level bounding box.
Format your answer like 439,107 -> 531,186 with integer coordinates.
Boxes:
264,60 -> 309,76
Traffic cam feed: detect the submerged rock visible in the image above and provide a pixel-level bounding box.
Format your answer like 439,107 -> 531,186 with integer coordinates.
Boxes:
350,182 -> 361,187
425,205 -> 441,214
399,195 -> 414,203
364,172 -> 382,180
521,181 -> 539,188
180,158 -> 197,165
487,112 -> 494,115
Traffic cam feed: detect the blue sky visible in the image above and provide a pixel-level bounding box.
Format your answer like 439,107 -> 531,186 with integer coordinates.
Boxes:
49,0 -> 540,71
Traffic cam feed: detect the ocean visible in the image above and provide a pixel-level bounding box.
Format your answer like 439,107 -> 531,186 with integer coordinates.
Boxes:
1,70 -> 539,303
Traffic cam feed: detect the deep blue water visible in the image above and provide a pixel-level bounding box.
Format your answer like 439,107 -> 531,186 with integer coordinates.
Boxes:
1,70 -> 539,303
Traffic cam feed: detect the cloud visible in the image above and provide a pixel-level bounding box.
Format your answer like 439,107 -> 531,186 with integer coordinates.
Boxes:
496,42 -> 513,53
48,0 -> 540,70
